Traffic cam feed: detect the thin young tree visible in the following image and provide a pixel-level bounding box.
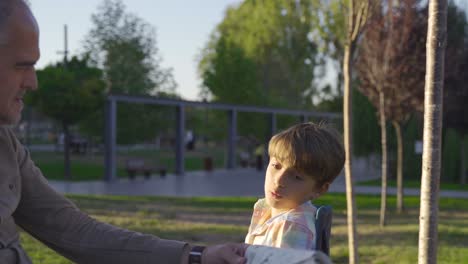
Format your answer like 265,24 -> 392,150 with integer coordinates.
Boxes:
418,0 -> 448,263
357,0 -> 427,219
28,57 -> 106,180
388,3 -> 427,212
342,0 -> 372,262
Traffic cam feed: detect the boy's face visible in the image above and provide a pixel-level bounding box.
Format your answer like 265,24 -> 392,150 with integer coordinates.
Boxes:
264,157 -> 319,213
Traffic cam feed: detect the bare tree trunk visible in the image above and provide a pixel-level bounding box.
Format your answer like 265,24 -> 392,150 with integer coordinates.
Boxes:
379,0 -> 393,226
343,42 -> 359,264
342,1 -> 373,262
379,91 -> 388,227
63,122 -> 71,181
418,1 -> 447,263
393,121 -> 404,214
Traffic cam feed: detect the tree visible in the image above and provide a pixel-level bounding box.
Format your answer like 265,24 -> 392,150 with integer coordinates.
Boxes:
387,4 -> 427,211
199,35 -> 270,139
82,0 -> 177,144
418,0 -> 448,263
84,0 -> 176,95
198,0 -> 319,109
341,0 -> 372,262
201,36 -> 263,106
198,0 -> 322,143
28,56 -> 106,180
356,0 -> 427,219
305,0 -> 377,260
309,0 -> 347,99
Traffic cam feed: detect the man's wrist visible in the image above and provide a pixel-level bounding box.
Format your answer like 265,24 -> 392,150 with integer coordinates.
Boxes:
188,245 -> 206,264
181,244 -> 191,264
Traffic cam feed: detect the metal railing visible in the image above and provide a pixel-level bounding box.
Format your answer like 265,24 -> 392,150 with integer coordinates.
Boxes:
104,93 -> 342,181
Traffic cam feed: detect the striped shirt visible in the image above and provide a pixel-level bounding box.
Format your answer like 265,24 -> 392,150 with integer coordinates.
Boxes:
245,198 -> 317,250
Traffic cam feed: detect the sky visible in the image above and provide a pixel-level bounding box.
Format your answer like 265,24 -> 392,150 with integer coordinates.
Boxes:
30,0 -> 241,101
29,0 -> 468,101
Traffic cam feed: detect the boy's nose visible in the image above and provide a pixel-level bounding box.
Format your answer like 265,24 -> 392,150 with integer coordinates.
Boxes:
274,171 -> 287,188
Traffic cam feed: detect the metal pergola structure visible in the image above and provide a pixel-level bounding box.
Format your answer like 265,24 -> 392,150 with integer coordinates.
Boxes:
104,93 -> 342,181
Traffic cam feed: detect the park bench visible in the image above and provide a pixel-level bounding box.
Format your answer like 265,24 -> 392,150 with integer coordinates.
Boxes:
125,158 -> 167,179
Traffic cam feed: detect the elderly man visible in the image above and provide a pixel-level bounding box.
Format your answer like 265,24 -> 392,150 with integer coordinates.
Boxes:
0,1 -> 247,263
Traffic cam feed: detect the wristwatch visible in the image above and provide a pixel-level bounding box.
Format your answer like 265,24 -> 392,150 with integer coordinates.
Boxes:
189,245 -> 206,264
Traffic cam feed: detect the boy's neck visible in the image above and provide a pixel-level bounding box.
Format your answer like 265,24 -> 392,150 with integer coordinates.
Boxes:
270,207 -> 289,218
270,200 -> 312,217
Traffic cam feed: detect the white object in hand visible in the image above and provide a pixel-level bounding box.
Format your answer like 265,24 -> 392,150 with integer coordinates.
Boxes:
245,245 -> 332,264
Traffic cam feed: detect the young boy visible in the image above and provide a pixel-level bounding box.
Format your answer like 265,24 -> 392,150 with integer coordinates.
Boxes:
245,122 -> 345,250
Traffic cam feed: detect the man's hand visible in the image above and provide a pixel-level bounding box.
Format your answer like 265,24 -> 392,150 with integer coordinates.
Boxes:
202,243 -> 248,264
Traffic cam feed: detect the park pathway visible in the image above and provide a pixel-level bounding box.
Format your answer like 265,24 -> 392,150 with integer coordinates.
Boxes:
48,168 -> 468,199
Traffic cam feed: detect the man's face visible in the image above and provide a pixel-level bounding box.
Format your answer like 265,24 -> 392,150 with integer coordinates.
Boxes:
0,5 -> 40,125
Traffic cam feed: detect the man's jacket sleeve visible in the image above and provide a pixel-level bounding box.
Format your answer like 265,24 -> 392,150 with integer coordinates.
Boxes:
8,129 -> 187,264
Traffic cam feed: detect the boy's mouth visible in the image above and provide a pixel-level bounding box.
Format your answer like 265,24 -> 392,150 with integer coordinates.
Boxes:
271,191 -> 283,199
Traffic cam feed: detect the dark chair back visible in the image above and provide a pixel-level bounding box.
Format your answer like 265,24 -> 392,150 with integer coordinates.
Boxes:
315,205 -> 332,256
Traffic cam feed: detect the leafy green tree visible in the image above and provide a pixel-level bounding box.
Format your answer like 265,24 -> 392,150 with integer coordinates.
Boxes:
309,0 -> 347,97
199,0 -> 319,109
352,87 -> 381,156
84,0 -> 176,95
114,103 -> 176,145
199,36 -> 269,138
28,56 -> 106,179
82,0 -> 178,144
198,0 -> 322,144
201,36 -> 262,105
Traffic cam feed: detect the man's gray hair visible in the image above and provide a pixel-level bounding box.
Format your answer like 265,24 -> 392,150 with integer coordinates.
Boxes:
0,0 -> 29,45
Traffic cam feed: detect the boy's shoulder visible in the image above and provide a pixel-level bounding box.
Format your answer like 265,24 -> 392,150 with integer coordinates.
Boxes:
253,199 -> 317,217
253,198 -> 269,210
287,202 -> 317,219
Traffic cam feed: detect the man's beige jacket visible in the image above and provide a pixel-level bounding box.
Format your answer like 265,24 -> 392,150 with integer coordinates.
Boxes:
0,127 -> 187,263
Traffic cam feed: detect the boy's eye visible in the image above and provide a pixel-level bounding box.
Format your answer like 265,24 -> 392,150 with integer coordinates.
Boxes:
271,163 -> 280,169
294,175 -> 303,181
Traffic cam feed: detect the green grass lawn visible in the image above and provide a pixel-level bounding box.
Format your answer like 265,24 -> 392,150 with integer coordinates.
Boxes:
21,193 -> 468,264
359,179 -> 468,191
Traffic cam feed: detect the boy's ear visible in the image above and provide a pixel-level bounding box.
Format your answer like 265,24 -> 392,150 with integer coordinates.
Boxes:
318,182 -> 330,195
310,182 -> 330,200
317,182 -> 330,196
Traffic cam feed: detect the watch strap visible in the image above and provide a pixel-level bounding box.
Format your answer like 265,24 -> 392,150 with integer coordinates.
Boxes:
189,245 -> 206,264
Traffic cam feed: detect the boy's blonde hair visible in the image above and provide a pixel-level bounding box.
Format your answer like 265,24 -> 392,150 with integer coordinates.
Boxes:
268,122 -> 345,187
